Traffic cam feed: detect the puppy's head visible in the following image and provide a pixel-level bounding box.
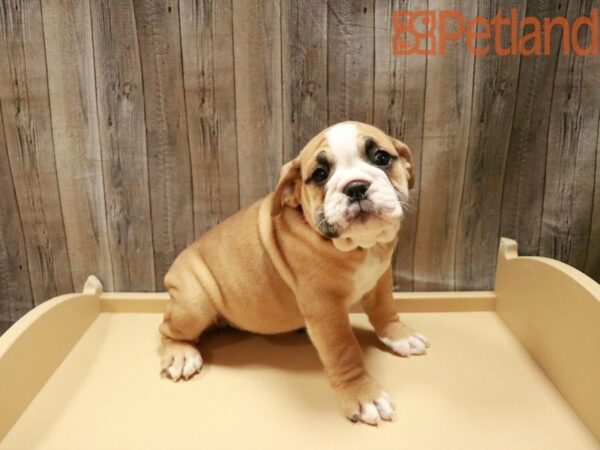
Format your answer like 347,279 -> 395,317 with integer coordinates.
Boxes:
272,122 -> 414,251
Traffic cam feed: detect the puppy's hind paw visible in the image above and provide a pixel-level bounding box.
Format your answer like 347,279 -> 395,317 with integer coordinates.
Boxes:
161,341 -> 203,381
379,332 -> 430,357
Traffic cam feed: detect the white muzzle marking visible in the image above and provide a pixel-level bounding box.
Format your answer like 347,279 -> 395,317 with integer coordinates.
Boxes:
322,123 -> 405,250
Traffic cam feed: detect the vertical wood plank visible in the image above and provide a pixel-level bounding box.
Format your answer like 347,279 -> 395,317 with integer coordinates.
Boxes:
586,6 -> 600,281
0,102 -> 32,333
281,0 -> 328,161
180,0 -> 240,236
540,0 -> 600,271
373,0 -> 427,291
42,0 -> 113,291
413,0 -> 477,290
327,0 -> 375,124
0,0 -> 73,303
232,0 -> 282,207
500,0 -> 568,256
90,0 -> 155,291
454,1 -> 523,290
133,0 -> 194,287
586,121 -> 600,281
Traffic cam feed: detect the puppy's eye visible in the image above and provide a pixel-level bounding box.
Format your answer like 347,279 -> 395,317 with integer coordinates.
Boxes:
312,168 -> 329,183
371,149 -> 392,167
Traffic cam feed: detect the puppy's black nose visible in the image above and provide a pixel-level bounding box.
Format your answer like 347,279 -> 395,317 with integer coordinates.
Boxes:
344,181 -> 370,202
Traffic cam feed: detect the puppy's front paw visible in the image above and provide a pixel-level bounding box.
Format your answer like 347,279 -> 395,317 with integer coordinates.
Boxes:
161,340 -> 203,381
379,332 -> 430,356
335,376 -> 394,425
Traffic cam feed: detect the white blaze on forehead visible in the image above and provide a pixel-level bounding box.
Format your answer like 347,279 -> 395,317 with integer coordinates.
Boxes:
325,123 -> 359,167
324,122 -> 379,193
320,122 -> 404,251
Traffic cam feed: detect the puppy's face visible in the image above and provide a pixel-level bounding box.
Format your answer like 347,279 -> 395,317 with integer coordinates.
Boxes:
273,122 -> 414,251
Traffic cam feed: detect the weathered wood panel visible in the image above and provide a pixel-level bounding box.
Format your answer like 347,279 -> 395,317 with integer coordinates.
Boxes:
500,0 -> 569,256
1,0 -> 600,331
0,0 -> 73,304
232,0 -> 283,206
42,0 -> 114,291
0,101 -> 32,334
454,1 -> 523,290
180,0 -> 240,235
90,0 -> 155,291
540,0 -> 600,270
374,0 -> 427,291
328,0 -> 375,124
585,6 -> 600,280
586,118 -> 600,281
281,0 -> 328,161
133,0 -> 194,287
413,0 -> 477,290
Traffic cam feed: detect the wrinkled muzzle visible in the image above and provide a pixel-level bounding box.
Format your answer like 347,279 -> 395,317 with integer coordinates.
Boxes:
315,176 -> 406,241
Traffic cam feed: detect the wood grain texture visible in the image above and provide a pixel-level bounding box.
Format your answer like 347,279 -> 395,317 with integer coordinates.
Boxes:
500,0 -> 569,256
413,0 -> 477,290
328,0 -> 375,124
540,0 -> 600,270
180,0 -> 240,235
42,0 -> 113,292
133,0 -> 194,288
454,0 -> 523,290
586,119 -> 600,280
0,100 -> 32,334
373,0 -> 427,291
232,0 -> 283,207
90,0 -> 155,291
281,0 -> 328,161
2,1 -> 600,331
0,0 -> 73,304
585,20 -> 600,280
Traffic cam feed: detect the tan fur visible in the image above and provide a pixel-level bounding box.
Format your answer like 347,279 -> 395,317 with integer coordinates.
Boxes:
159,121 -> 423,424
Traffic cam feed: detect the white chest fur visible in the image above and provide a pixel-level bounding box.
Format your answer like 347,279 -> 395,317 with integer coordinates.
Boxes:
349,249 -> 389,306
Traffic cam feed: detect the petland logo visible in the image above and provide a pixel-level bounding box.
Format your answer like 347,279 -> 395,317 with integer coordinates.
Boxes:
393,8 -> 599,56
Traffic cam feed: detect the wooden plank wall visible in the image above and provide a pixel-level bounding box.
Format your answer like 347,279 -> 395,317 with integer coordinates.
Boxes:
1,0 -> 599,332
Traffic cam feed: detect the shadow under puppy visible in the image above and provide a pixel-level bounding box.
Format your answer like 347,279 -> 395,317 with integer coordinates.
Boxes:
159,121 -> 429,425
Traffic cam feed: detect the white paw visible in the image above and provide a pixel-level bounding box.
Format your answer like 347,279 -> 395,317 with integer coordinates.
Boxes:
379,332 -> 430,356
161,343 -> 203,381
352,392 -> 394,425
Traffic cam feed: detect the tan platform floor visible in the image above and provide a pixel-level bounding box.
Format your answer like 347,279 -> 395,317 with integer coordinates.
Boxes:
2,311 -> 597,450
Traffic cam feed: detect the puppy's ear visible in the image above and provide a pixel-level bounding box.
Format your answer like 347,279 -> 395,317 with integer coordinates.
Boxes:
392,138 -> 415,190
271,156 -> 301,216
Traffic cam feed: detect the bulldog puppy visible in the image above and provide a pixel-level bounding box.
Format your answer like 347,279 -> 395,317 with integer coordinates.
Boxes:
159,121 -> 429,425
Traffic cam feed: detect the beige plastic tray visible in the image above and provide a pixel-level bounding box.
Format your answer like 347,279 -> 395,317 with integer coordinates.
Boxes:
1,238 -> 599,449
